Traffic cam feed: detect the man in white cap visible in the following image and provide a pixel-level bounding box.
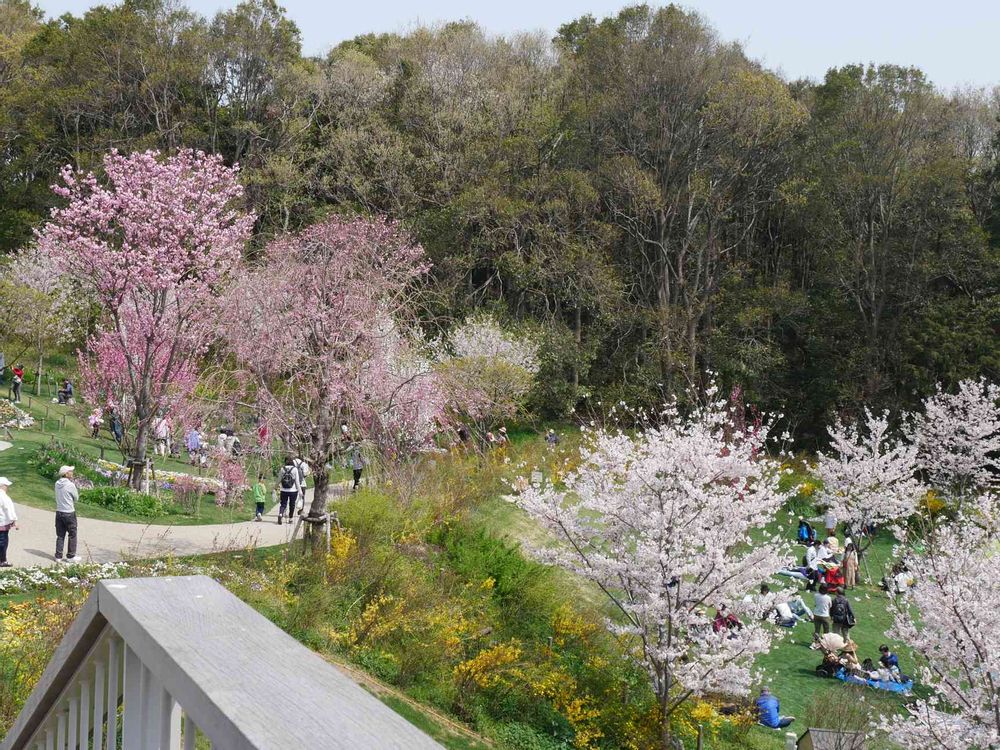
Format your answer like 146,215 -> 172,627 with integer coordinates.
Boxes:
55,466 -> 81,563
0,476 -> 18,567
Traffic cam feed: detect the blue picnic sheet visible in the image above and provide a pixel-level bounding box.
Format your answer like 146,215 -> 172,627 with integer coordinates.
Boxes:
835,667 -> 912,694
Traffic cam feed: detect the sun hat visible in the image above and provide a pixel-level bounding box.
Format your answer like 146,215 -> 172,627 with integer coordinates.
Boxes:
58,465 -> 75,477
841,640 -> 858,653
0,477 -> 11,486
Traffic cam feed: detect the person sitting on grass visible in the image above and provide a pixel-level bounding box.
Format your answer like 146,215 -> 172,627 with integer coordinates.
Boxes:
761,585 -> 814,627
755,687 -> 794,729
712,605 -> 742,635
57,379 -> 73,404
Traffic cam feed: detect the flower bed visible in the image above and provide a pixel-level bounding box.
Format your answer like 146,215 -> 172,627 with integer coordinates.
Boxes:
0,559 -> 222,595
0,400 -> 34,430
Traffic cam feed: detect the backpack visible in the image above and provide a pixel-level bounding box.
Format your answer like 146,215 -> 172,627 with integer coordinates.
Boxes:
279,467 -> 296,490
830,597 -> 848,624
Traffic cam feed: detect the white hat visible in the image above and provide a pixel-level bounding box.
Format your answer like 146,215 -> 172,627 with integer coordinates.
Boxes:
0,477 -> 11,486
59,465 -> 75,477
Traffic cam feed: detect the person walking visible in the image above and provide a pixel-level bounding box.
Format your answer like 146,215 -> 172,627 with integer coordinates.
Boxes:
54,466 -> 81,563
811,584 -> 832,648
293,456 -> 310,513
275,457 -> 301,525
0,477 -> 19,567
252,473 -> 267,522
350,443 -> 365,491
109,409 -> 124,444
830,588 -> 856,638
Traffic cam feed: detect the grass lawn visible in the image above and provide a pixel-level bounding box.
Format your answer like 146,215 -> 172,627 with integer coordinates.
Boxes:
2,398 -> 259,524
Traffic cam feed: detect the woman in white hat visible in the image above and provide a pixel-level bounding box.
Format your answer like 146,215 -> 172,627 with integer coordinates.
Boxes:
0,476 -> 19,567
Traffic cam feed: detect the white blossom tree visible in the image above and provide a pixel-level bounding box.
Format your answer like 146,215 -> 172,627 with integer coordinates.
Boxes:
436,314 -> 540,436
881,493 -> 1000,750
512,388 -> 790,749
814,409 -> 923,550
908,378 -> 1000,502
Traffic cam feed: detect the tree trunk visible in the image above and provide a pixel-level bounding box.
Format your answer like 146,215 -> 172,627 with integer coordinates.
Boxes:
307,457 -> 330,518
129,420 -> 150,490
35,352 -> 43,396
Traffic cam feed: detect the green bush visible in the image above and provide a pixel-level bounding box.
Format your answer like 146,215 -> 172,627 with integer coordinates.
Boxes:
79,487 -> 164,517
31,446 -> 108,486
491,723 -> 571,750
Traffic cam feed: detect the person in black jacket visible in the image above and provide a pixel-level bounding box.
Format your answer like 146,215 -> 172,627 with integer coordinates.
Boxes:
830,588 -> 856,638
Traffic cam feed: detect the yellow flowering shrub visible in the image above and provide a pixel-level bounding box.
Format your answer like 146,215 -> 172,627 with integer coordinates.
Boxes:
921,489 -> 947,516
454,641 -> 524,690
0,596 -> 82,729
552,604 -> 598,647
326,528 -> 358,580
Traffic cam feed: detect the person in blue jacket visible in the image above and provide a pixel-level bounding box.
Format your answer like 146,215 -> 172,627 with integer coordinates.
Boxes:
755,687 -> 795,729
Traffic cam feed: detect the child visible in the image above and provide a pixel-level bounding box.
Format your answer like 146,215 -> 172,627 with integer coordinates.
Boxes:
252,473 -> 266,522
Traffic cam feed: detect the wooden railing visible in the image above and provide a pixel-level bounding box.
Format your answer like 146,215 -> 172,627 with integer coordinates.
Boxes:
1,576 -> 444,749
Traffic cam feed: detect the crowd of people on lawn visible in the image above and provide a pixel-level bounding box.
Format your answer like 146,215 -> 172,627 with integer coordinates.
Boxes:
750,512 -> 913,730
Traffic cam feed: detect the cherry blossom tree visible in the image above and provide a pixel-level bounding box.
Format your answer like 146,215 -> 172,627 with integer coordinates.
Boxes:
436,314 -> 540,437
37,149 -> 253,486
881,492 -> 1000,750
908,378 -> 1000,502
512,388 -> 790,749
217,215 -> 431,520
814,409 -> 923,550
0,246 -> 82,393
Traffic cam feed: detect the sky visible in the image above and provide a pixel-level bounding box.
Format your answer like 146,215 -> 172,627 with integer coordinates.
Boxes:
33,0 -> 1000,91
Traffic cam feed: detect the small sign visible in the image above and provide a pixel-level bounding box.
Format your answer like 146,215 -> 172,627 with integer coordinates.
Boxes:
530,470 -> 543,488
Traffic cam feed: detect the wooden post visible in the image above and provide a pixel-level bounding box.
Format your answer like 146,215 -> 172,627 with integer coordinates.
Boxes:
696,724 -> 704,750
61,414 -> 67,430
100,446 -> 105,461
785,731 -> 797,750
26,395 -> 32,408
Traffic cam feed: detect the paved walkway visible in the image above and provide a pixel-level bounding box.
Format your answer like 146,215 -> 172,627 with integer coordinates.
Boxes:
8,495 -> 307,567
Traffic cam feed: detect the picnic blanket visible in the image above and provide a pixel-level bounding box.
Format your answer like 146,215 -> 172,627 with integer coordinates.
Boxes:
835,667 -> 912,694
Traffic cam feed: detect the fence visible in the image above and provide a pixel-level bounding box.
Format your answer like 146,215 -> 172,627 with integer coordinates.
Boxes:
1,576 -> 444,749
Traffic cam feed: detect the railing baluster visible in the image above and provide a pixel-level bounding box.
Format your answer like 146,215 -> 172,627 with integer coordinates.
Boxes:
182,714 -> 195,750
93,661 -> 105,750
122,647 -> 142,749
106,640 -> 121,750
80,680 -> 91,750
56,712 -> 66,750
139,666 -> 159,750
68,698 -> 78,750
45,727 -> 54,750
158,690 -> 180,750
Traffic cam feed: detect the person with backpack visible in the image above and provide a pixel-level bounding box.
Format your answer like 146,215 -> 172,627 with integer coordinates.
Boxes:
830,587 -> 856,638
275,457 -> 301,525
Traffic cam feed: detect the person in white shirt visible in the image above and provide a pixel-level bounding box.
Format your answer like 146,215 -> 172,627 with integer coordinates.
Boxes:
54,466 -> 81,562
811,584 -> 833,647
0,477 -> 19,567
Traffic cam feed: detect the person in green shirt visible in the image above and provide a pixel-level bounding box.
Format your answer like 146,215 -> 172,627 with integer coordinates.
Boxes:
252,474 -> 267,522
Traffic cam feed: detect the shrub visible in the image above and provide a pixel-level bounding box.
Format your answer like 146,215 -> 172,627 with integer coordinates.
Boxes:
491,722 -> 572,750
79,486 -> 164,517
31,445 -> 109,486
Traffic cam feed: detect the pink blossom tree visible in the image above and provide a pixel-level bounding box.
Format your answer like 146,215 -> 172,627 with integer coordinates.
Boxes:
908,378 -> 1000,502
512,387 -> 790,748
881,493 -> 1000,749
217,215 -> 431,519
37,150 -> 253,486
814,409 -> 923,551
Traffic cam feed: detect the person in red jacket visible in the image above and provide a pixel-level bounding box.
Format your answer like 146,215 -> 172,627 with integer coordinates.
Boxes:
10,364 -> 23,403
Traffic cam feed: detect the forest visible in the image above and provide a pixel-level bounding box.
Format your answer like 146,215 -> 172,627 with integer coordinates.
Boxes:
2,0 -> 998,443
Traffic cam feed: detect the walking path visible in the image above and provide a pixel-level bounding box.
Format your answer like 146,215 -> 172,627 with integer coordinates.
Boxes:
8,495 -> 306,567
0,439 -> 322,567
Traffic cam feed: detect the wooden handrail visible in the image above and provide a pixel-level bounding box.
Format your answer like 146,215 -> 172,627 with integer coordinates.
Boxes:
1,576 -> 443,749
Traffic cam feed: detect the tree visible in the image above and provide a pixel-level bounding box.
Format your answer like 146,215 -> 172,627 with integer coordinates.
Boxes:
218,215 -> 430,520
814,409 -> 922,551
881,493 -> 1000,749
512,388 -> 789,749
38,149 -> 252,486
436,314 -> 540,437
908,378 -> 1000,501
0,246 -> 81,392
